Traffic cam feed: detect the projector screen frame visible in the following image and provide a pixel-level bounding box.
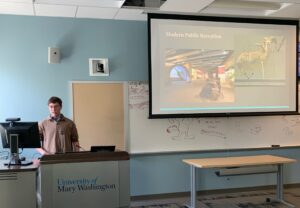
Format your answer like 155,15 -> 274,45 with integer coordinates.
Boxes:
148,13 -> 299,118
298,43 -> 300,78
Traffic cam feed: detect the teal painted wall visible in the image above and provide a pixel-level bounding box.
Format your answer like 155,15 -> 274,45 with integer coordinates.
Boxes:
1,14 -> 300,196
0,14 -> 147,121
131,148 -> 300,195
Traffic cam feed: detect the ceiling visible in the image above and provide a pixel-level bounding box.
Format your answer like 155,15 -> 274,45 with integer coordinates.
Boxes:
0,0 -> 300,21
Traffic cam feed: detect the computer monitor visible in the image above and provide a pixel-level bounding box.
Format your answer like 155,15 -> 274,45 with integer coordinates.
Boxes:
0,121 -> 41,166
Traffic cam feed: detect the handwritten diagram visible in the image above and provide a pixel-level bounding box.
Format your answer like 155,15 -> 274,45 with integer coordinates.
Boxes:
128,81 -> 149,110
166,119 -> 195,140
281,116 -> 300,136
198,119 -> 227,139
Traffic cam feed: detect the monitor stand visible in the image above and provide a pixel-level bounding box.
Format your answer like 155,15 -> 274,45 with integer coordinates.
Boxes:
4,134 -> 33,166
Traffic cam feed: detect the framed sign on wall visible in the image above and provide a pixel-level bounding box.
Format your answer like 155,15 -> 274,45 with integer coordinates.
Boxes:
89,58 -> 109,76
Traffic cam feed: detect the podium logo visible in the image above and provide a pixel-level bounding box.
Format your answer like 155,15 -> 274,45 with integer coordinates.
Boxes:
57,177 -> 116,194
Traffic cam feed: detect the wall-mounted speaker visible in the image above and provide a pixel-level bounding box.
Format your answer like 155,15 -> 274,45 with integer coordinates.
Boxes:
48,47 -> 60,64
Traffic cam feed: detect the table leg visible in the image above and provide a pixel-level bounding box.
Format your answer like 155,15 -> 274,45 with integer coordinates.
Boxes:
276,164 -> 283,201
275,164 -> 295,207
185,166 -> 197,208
191,165 -> 197,208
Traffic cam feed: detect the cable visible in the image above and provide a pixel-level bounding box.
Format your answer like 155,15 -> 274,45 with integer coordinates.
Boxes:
0,150 -> 9,160
31,152 -> 42,160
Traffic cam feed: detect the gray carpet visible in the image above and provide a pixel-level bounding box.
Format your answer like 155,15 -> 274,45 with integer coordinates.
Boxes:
132,203 -> 184,208
131,188 -> 300,208
200,191 -> 296,208
204,201 -> 284,208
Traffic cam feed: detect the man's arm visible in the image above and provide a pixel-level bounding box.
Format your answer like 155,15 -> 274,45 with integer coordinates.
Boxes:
38,122 -> 52,154
72,141 -> 80,152
71,122 -> 80,152
38,122 -> 45,149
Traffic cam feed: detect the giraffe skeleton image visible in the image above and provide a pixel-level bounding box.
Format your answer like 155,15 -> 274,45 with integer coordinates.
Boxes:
236,36 -> 278,78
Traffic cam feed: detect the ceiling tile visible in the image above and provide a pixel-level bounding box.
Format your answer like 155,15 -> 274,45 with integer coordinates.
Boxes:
114,8 -> 146,21
0,2 -> 34,15
34,0 -> 125,8
34,4 -> 77,17
0,0 -> 33,3
209,0 -> 282,10
76,6 -> 119,19
242,0 -> 300,3
200,7 -> 267,17
267,3 -> 300,18
160,0 -> 214,13
200,2 -> 300,19
0,0 -> 299,20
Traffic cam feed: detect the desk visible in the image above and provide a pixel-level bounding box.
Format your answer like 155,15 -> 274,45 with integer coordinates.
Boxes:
183,155 -> 296,208
0,160 -> 39,208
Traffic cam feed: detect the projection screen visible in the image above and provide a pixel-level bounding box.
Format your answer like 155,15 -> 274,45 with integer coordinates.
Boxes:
148,14 -> 298,118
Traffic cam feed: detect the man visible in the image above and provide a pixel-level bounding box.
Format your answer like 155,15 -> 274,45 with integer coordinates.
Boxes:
39,96 -> 79,154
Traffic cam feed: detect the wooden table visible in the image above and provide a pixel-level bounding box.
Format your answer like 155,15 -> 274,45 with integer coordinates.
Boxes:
183,155 -> 296,208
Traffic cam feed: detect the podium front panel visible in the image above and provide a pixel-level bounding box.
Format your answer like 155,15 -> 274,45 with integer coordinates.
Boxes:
38,152 -> 130,208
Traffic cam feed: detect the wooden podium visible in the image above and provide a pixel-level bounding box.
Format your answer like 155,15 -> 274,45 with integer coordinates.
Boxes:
37,151 -> 130,208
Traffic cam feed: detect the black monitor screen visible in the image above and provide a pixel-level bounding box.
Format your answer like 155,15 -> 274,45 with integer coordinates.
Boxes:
0,122 -> 41,148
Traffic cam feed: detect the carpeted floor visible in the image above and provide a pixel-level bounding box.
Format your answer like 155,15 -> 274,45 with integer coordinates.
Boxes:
131,204 -> 184,208
131,187 -> 300,208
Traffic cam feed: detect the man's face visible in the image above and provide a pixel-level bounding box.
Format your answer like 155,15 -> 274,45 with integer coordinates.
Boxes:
48,102 -> 62,117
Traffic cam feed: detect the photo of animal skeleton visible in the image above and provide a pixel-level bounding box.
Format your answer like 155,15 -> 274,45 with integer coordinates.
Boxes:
234,36 -> 285,80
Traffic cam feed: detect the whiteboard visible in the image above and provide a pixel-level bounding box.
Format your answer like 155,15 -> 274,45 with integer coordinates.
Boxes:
128,81 -> 300,154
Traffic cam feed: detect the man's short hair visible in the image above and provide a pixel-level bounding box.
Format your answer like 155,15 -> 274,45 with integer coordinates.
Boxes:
48,96 -> 62,106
